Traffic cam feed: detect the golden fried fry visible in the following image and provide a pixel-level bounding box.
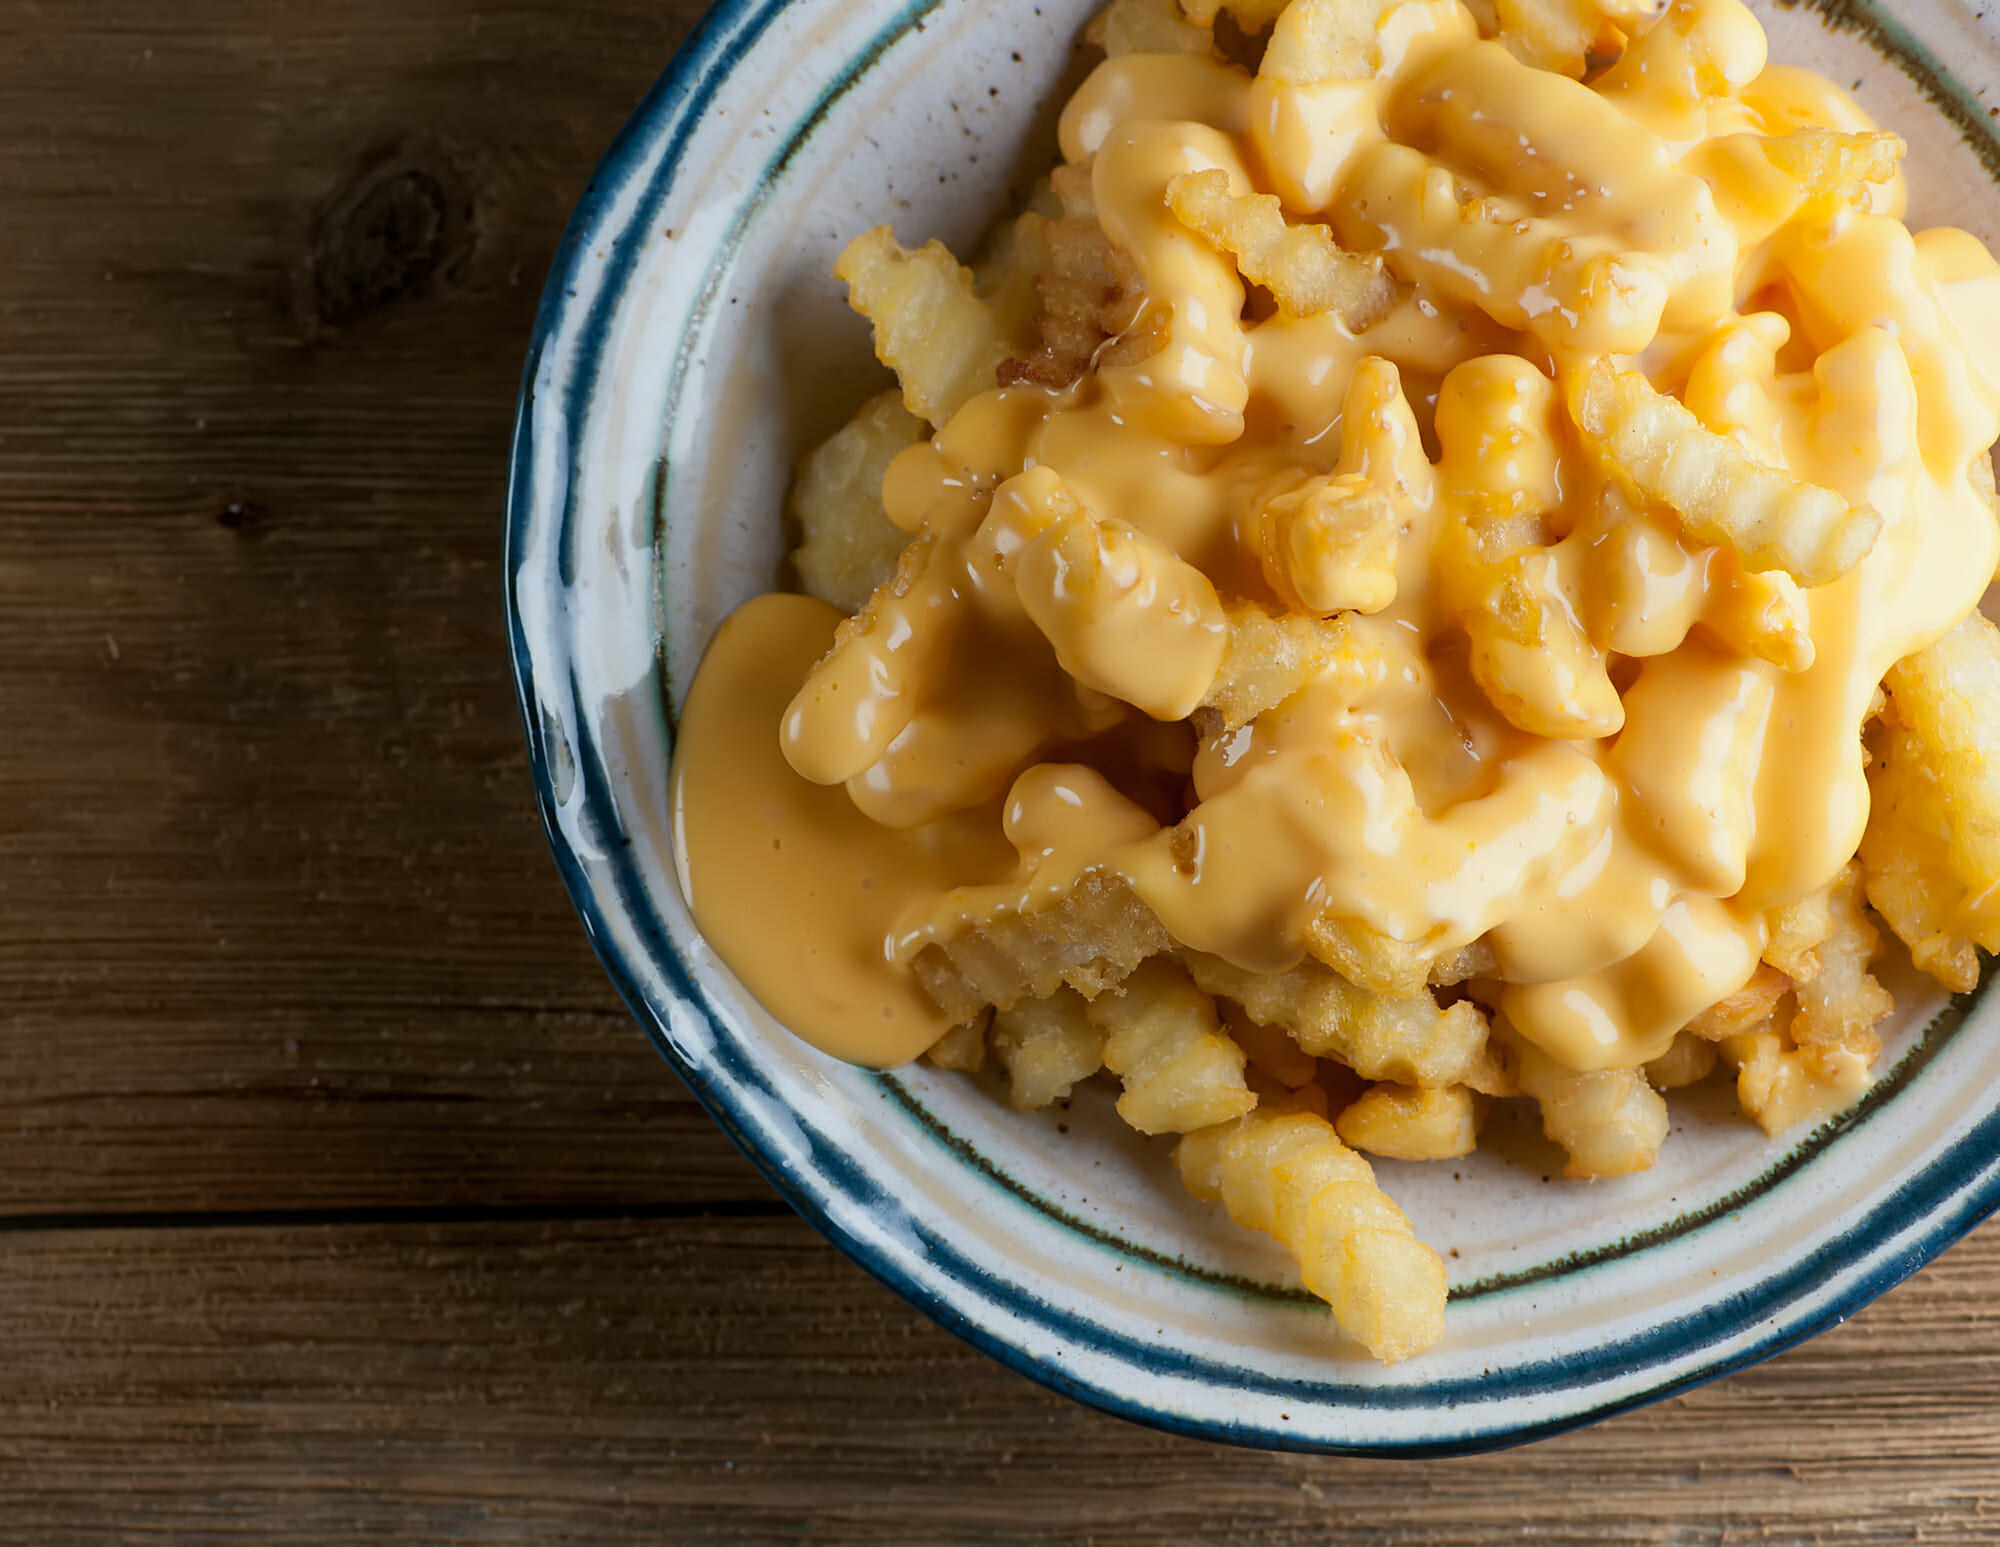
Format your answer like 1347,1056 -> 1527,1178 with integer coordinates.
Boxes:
790,390 -> 927,613
783,533 -> 958,786
1167,169 -> 1397,323
1787,861 -> 1893,1065
1089,0 -> 1213,54
924,1017 -> 989,1074
1301,913 -> 1444,999
1761,127 -> 1904,207
1181,951 -> 1490,1088
1178,0 -> 1289,27
998,202 -> 1154,392
1259,0 -> 1401,84
1438,356 -> 1623,739
1883,611 -> 2000,946
1763,887 -> 1832,982
1200,604 -> 1376,732
1683,962 -> 1789,1041
1644,1030 -> 1718,1089
1721,1017 -> 1871,1137
1335,1083 -> 1480,1160
910,870 -> 1173,1025
1175,1109 -> 1446,1362
1493,0 -> 1655,78
1513,1034 -> 1668,1177
1861,721 -> 1981,992
1575,357 -> 1881,587
1015,503 -> 1230,721
1225,1003 -> 1320,1088
991,988 -> 1107,1109
1087,957 -> 1259,1133
835,226 -> 1013,426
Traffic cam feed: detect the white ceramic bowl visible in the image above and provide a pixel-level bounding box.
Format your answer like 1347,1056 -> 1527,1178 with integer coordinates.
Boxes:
506,0 -> 2000,1453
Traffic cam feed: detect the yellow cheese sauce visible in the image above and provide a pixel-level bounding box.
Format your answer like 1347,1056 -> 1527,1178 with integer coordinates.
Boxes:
673,0 -> 2000,1076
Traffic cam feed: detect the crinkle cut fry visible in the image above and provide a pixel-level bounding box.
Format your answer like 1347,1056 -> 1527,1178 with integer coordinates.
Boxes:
1509,1028 -> 1669,1178
991,988 -> 1106,1110
1574,356 -> 1881,587
1176,1108 -> 1447,1363
1883,611 -> 2000,947
789,390 -> 927,614
1786,861 -> 1894,1066
834,225 -> 1013,427
1861,719 -> 1980,992
1166,169 -> 1398,325
1086,957 -> 1258,1133
909,869 -> 1171,1024
1179,950 -> 1489,1089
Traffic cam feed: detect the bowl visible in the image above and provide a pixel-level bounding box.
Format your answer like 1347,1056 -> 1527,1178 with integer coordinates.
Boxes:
504,0 -> 2000,1454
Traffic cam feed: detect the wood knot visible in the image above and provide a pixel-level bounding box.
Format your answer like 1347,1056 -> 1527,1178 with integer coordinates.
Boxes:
304,140 -> 475,331
216,498 -> 271,539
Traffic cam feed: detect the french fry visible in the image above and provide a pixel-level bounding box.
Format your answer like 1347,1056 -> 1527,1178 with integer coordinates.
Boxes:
1574,357 -> 1881,587
1763,887 -> 1832,982
1883,612 -> 2000,946
1513,1034 -> 1668,1177
1761,127 -> 1904,208
1089,0 -> 1213,55
1179,0 -> 1289,27
1259,0 -> 1402,84
1335,1083 -> 1480,1161
1493,0 -> 1656,78
1175,1109 -> 1447,1362
1721,1017 -> 1872,1136
1225,1003 -> 1320,1089
790,390 -> 927,613
1199,604 -> 1377,732
991,989 -> 1107,1109
1684,963 -> 1789,1041
1861,721 -> 1981,992
835,226 -> 1013,426
1644,1031 -> 1718,1089
1787,862 -> 1893,1066
911,870 -> 1173,1024
1437,355 -> 1623,739
1181,951 -> 1490,1088
924,1016 -> 989,1074
1087,957 -> 1259,1133
1166,168 -> 1398,324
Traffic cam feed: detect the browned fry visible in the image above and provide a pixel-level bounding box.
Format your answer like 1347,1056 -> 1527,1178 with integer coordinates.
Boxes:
997,203 -> 1151,393
1301,913 -> 1445,1000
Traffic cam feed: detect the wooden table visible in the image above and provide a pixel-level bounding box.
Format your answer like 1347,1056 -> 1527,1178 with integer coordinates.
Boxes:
6,2 -> 1996,1538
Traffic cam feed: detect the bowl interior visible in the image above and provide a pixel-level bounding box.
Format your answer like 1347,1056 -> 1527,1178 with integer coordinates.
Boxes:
509,0 -> 2000,1452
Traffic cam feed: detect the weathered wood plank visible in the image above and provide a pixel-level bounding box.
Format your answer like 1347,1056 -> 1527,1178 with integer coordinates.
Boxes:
0,1212 -> 1992,1543
0,0 -> 780,1209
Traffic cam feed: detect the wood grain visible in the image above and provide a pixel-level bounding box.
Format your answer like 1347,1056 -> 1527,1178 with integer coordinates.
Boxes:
0,1212 -> 1993,1544
0,0 -> 1996,1538
0,0 -> 771,1212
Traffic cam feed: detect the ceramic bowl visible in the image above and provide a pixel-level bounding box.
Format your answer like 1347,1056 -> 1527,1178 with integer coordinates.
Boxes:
505,0 -> 2000,1453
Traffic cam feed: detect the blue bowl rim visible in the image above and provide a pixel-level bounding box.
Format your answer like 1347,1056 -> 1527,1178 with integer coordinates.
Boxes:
502,0 -> 2000,1456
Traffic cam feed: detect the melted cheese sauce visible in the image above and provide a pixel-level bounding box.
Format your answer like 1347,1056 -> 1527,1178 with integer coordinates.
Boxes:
674,0 -> 2000,1073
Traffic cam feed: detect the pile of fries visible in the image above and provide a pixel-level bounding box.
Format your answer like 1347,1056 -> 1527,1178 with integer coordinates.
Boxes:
775,0 -> 2000,1363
